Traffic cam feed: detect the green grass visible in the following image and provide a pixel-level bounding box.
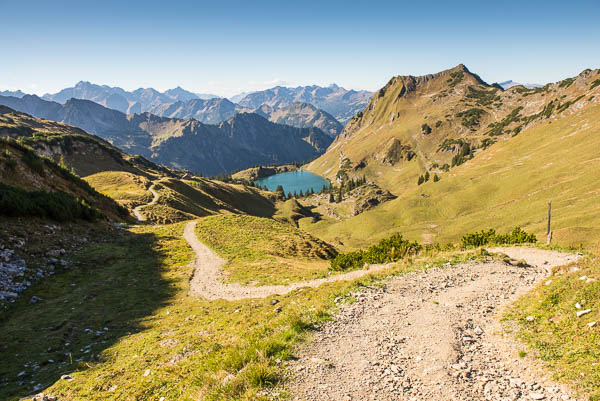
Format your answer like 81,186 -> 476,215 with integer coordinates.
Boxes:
0,220 -> 484,401
503,256 -> 600,400
302,103 -> 600,251
194,215 -> 336,285
84,171 -> 152,204
142,178 -> 275,224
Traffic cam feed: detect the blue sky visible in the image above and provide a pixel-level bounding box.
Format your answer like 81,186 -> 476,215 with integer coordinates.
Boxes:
1,0 -> 599,97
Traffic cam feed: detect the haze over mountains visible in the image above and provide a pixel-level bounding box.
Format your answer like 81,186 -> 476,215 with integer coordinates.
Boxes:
37,81 -> 372,126
236,84 -> 372,124
41,81 -> 220,114
498,80 -> 543,90
0,94 -> 333,176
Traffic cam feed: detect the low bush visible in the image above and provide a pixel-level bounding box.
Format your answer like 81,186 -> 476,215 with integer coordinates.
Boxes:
330,233 -> 422,271
421,124 -> 432,135
456,108 -> 486,129
0,183 -> 101,222
461,227 -> 537,248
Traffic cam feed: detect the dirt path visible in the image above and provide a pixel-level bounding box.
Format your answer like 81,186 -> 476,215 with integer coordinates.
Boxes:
286,247 -> 582,401
184,221 -> 394,301
132,183 -> 159,222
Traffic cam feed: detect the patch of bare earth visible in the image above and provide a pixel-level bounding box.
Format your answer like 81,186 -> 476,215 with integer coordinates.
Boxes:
285,248 -> 582,401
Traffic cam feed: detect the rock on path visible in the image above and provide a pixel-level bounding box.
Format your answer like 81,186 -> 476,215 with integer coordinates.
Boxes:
286,247 -> 581,401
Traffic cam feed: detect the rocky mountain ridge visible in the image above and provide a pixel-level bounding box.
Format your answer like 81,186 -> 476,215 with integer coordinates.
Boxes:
0,97 -> 333,176
308,64 -> 600,194
42,81 -> 219,114
236,83 -> 373,124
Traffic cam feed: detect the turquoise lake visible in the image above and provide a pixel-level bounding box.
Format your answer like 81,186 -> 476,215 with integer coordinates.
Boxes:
254,170 -> 330,195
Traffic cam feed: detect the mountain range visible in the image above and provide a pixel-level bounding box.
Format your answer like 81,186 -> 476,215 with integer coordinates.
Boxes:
41,81 -> 220,114
0,95 -> 332,176
498,80 -> 543,90
236,84 -> 372,124
16,81 -> 368,137
142,98 -> 343,136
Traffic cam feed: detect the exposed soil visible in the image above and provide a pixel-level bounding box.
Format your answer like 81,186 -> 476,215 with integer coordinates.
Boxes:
285,247 -> 582,401
184,221 -> 393,301
132,183 -> 159,222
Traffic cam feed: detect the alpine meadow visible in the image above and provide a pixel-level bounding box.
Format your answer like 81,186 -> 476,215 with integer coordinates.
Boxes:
1,1 -> 599,401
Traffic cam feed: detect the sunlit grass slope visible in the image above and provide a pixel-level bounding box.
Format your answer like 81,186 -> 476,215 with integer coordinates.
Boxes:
195,214 -> 337,285
302,103 -> 600,250
84,171 -> 152,208
143,178 -> 276,224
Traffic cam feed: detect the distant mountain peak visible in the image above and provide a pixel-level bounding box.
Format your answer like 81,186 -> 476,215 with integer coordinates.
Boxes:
498,80 -> 543,90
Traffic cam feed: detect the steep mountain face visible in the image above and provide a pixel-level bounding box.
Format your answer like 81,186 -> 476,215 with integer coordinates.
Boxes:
42,81 -> 219,114
0,105 -> 165,177
145,99 -> 343,135
145,97 -> 240,124
0,97 -> 333,176
140,113 -> 332,175
307,64 -> 600,194
236,84 -> 373,124
256,103 -> 344,137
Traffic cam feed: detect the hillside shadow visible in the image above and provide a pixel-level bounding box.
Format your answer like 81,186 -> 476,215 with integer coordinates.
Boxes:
0,227 -> 175,400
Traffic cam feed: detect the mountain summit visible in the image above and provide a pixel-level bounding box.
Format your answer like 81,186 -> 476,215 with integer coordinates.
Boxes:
42,82 -> 220,114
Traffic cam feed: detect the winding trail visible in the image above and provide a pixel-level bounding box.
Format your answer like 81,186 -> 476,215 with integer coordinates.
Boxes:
132,183 -> 160,222
184,221 -> 393,301
183,220 -> 584,399
286,247 -> 582,401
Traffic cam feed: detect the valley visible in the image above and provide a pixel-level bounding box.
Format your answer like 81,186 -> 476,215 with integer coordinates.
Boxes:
1,62 -> 599,401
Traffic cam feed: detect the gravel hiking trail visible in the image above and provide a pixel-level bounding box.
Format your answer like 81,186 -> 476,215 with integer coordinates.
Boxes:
132,182 -> 160,222
184,221 -> 394,301
286,247 -> 583,401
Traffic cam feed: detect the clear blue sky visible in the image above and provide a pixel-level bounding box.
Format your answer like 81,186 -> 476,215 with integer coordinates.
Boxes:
1,0 -> 599,97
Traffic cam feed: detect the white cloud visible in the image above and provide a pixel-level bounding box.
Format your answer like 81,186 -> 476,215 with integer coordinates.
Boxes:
248,78 -> 291,88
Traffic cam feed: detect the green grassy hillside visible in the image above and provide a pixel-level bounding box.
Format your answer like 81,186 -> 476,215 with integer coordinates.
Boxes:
301,102 -> 600,250
306,65 -> 600,198
0,138 -> 129,222
136,177 -> 276,224
195,215 -> 337,285
0,106 -> 155,177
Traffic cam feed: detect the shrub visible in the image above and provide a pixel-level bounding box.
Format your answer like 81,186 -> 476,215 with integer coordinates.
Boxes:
330,233 -> 422,271
21,152 -> 45,176
421,124 -> 432,135
591,79 -> 600,90
461,227 -> 537,248
0,183 -> 101,222
447,70 -> 464,88
466,86 -> 500,106
558,78 -> 575,88
456,108 -> 486,129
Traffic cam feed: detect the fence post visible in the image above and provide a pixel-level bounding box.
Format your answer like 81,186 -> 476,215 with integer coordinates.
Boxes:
546,200 -> 552,245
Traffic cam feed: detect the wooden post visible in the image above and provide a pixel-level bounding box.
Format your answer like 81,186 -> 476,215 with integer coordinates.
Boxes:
547,201 -> 552,245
